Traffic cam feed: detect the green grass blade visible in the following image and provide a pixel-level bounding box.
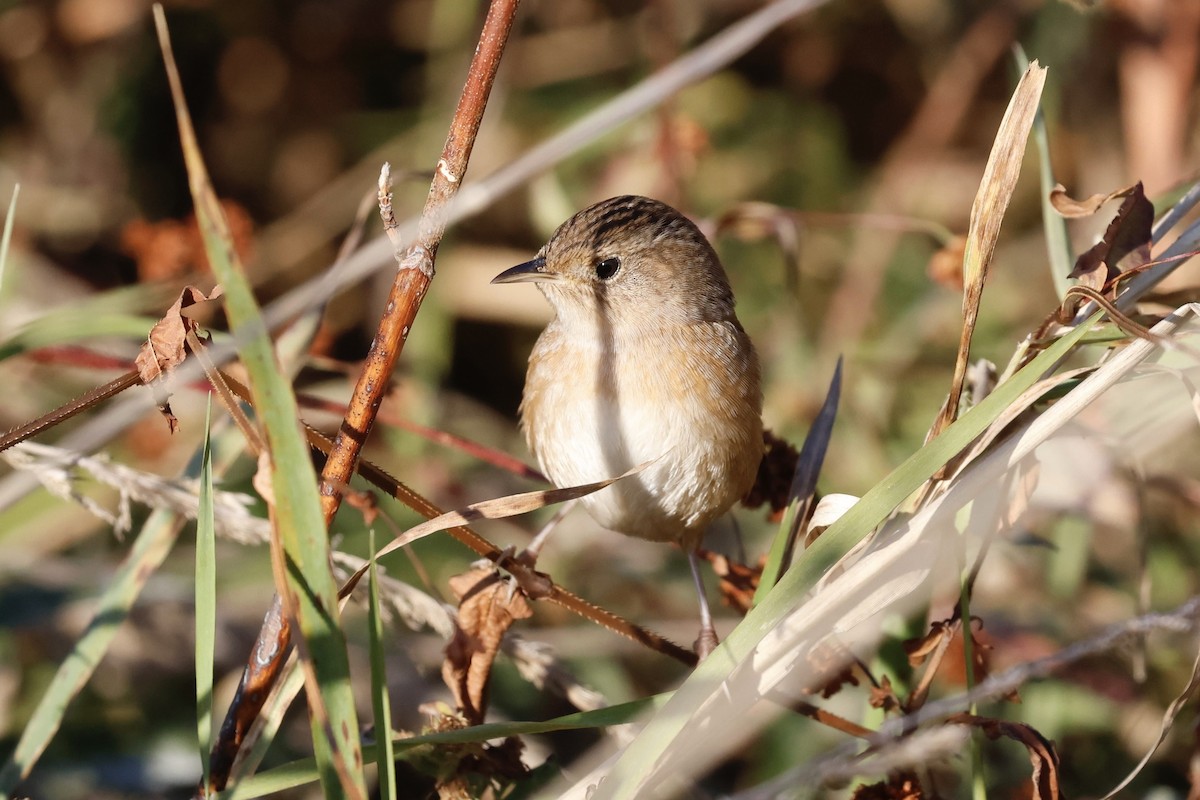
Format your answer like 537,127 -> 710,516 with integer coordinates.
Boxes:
196,398 -> 217,795
0,313 -> 163,363
0,510 -> 184,793
218,696 -> 667,800
1018,45 -> 1072,300
592,313 -> 1103,800
367,530 -> 396,800
154,9 -> 365,798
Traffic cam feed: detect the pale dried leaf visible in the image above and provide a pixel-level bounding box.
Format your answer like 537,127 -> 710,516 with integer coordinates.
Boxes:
134,284 -> 221,432
341,463 -> 651,596
1049,181 -> 1141,218
933,61 -> 1046,439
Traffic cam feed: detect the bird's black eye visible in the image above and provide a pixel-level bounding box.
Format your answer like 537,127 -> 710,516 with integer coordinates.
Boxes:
595,256 -> 620,280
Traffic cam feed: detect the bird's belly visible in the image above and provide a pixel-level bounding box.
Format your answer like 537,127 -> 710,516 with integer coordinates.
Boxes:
540,395 -> 692,541
526,349 -> 758,545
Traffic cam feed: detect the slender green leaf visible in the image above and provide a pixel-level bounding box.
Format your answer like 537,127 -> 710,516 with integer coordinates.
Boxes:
367,530 -> 396,800
196,398 -> 217,795
154,8 -> 365,798
1017,45 -> 1072,300
0,314 -> 163,363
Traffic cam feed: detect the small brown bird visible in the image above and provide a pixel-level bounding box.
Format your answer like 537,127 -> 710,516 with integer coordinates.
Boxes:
493,196 -> 763,656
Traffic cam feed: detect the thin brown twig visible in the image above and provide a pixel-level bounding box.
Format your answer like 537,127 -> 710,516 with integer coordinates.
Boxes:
185,329 -> 264,454
0,371 -> 141,454
792,699 -> 875,740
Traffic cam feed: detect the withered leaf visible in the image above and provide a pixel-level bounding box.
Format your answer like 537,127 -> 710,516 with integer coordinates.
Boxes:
1068,182 -> 1153,289
802,642 -> 860,699
903,619 -> 954,667
951,715 -> 1060,800
135,285 -> 222,385
868,674 -> 900,712
135,285 -> 221,433
1050,181 -> 1141,218
442,567 -> 533,725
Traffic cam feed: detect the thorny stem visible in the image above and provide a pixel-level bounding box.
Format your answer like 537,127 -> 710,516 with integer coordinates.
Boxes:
0,371 -> 141,454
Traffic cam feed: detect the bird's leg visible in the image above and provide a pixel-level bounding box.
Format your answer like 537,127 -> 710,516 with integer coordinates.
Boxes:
520,499 -> 577,566
688,549 -> 719,660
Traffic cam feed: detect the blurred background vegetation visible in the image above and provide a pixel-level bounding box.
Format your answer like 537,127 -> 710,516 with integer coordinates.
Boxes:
1,0 -> 1199,797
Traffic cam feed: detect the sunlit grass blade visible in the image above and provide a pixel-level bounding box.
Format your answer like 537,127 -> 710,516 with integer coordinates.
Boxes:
153,7 -> 365,798
0,509 -> 184,793
196,398 -> 217,795
367,530 -> 396,800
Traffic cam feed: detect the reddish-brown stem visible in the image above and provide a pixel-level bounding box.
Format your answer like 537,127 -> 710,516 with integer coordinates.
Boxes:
318,0 -> 519,513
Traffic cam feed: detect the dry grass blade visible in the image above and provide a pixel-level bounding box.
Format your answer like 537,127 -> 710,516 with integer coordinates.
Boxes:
341,465 -> 649,594
931,61 -> 1047,442
1098,641 -> 1200,799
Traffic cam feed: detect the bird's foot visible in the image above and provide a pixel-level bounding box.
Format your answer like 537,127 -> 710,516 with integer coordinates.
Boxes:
693,625 -> 719,661
491,546 -> 554,601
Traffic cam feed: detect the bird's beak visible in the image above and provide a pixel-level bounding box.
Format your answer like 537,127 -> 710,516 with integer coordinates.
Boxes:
491,257 -> 556,284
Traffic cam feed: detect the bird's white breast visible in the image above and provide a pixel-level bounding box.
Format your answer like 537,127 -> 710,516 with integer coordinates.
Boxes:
521,319 -> 761,546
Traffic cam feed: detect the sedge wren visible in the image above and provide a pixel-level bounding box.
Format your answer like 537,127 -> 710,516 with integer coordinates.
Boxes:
493,196 -> 763,656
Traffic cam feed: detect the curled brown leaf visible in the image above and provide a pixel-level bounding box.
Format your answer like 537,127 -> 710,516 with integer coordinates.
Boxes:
950,714 -> 1061,800
134,284 -> 222,432
442,567 -> 533,725
1049,181 -> 1141,218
